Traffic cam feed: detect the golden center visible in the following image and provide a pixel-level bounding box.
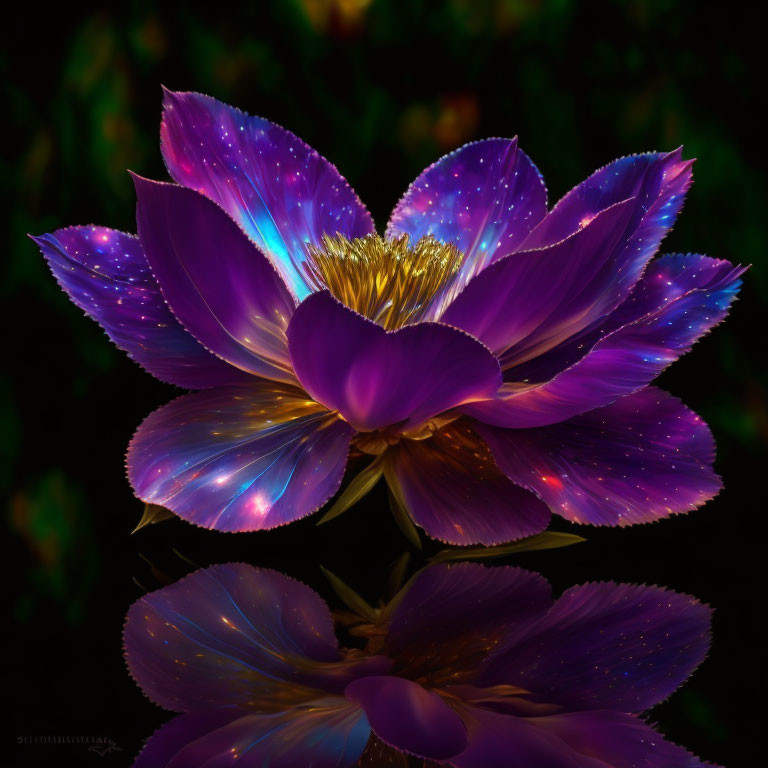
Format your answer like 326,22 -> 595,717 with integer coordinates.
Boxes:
304,233 -> 464,330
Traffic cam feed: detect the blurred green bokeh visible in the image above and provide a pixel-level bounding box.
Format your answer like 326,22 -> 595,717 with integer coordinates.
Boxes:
4,2 -> 764,766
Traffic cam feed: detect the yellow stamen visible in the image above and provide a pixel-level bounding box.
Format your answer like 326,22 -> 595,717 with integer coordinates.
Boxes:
304,233 -> 463,329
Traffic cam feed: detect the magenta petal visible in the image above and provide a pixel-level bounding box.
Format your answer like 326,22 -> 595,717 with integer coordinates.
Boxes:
466,253 -> 745,428
386,138 -> 547,298
440,200 -> 639,361
474,387 -> 722,527
345,676 -> 468,761
32,227 -> 248,389
137,703 -> 371,768
521,149 -> 693,252
477,581 -> 711,712
161,89 -> 374,300
287,291 -> 501,432
127,384 -> 353,532
385,421 -> 550,545
531,711 -> 718,768
124,563 -> 391,712
133,175 -> 297,383
384,564 -> 551,682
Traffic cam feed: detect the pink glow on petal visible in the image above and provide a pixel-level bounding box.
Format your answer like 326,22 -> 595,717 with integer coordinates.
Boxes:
250,492 -> 271,517
539,475 -> 564,490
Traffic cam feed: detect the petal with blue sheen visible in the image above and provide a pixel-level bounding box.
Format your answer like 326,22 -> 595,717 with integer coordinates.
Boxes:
133,175 -> 297,383
136,702 -> 371,768
33,227 -> 248,389
287,291 -> 501,433
384,421 -> 550,545
345,676 -> 468,761
500,252 -> 746,392
124,563 -> 391,712
127,383 -> 354,532
161,89 -> 374,300
384,564 -> 551,683
465,254 -> 745,428
386,138 -> 547,309
476,581 -> 711,712
597,252 -> 745,331
440,200 -> 639,362
474,387 -> 722,527
521,149 -> 692,252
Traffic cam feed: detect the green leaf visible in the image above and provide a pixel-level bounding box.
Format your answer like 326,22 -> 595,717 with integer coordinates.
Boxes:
380,567 -> 419,623
316,458 -> 383,525
321,567 -> 379,623
172,548 -> 199,568
387,486 -> 422,550
428,531 -> 586,564
386,552 -> 411,599
132,503 -> 174,534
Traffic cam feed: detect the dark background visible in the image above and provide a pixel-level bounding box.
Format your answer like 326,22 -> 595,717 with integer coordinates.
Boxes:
4,1 -> 765,766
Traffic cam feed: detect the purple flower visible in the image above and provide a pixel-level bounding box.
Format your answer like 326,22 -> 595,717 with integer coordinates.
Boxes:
34,90 -> 745,541
124,562 -> 718,767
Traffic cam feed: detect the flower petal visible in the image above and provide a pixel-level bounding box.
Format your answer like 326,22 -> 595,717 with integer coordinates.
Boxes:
598,252 -> 745,333
287,291 -> 501,432
440,199 -> 640,362
135,703 -> 371,768
124,563 -> 391,712
161,88 -> 374,300
345,676 -> 468,761
450,707 -> 715,768
530,711 -> 719,768
465,253 -> 745,428
384,563 -> 551,683
449,707 -> 589,768
127,383 -> 354,532
384,421 -> 550,545
477,581 -> 711,712
134,711 -> 243,768
521,149 -> 693,252
443,150 -> 696,368
32,227 -> 248,389
474,387 -> 722,527
386,138 -> 547,308
133,175 -> 297,383
509,252 -> 744,386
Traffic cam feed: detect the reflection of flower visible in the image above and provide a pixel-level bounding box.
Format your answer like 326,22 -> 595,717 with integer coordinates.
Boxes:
34,90 -> 743,542
124,562 -> 717,767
